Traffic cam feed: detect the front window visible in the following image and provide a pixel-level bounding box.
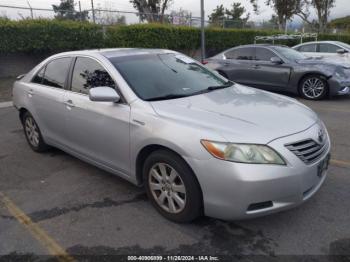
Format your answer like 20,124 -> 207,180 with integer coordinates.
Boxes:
272,46 -> 307,61
71,57 -> 115,95
110,53 -> 228,101
255,48 -> 276,61
319,44 -> 340,53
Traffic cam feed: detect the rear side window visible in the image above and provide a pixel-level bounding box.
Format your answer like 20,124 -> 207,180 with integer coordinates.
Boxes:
32,57 -> 72,89
71,57 -> 115,95
31,67 -> 45,84
255,48 -> 275,61
298,44 -> 317,52
225,48 -> 254,60
319,44 -> 339,53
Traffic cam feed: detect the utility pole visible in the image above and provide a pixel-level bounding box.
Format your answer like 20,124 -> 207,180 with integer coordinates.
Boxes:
78,1 -> 82,21
200,0 -> 205,63
91,0 -> 96,23
27,0 -> 33,19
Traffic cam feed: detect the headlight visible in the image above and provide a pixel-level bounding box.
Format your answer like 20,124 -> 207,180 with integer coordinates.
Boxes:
201,140 -> 286,165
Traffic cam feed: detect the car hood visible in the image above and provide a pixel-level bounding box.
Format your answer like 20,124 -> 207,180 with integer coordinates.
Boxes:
150,85 -> 318,144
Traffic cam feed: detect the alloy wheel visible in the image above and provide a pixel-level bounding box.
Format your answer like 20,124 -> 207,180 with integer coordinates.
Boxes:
302,77 -> 325,99
25,116 -> 40,147
148,163 -> 187,214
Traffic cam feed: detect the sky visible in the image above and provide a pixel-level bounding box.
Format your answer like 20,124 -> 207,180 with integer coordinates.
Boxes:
0,0 -> 349,22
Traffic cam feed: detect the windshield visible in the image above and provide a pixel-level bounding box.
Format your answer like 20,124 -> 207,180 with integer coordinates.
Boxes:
110,53 -> 227,101
272,46 -> 307,61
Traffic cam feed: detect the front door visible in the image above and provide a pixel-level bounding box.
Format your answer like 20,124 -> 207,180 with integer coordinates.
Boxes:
63,56 -> 131,176
251,47 -> 291,90
222,47 -> 256,86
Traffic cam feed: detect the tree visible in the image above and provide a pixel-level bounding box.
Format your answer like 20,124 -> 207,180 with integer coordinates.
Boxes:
250,0 -> 303,31
208,2 -> 249,28
208,4 -> 225,27
311,0 -> 335,33
52,0 -> 88,21
226,2 -> 249,22
129,0 -> 172,23
225,2 -> 250,28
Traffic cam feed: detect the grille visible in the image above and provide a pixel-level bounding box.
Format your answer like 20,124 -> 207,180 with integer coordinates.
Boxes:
285,139 -> 328,164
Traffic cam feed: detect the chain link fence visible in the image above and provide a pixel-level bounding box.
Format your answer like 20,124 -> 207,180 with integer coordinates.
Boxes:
0,3 -> 280,30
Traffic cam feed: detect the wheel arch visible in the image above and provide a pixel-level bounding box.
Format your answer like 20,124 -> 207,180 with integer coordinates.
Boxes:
298,72 -> 331,88
135,145 -> 203,198
19,107 -> 29,124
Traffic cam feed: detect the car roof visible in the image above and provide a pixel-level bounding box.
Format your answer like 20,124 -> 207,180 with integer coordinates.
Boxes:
229,44 -> 289,49
295,41 -> 345,46
52,48 -> 177,59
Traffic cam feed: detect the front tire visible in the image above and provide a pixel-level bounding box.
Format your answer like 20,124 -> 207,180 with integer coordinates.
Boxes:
299,75 -> 329,100
22,112 -> 49,152
143,150 -> 202,223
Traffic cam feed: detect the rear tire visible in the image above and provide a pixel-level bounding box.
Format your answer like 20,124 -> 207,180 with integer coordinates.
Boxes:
143,150 -> 202,223
299,74 -> 329,100
22,112 -> 49,152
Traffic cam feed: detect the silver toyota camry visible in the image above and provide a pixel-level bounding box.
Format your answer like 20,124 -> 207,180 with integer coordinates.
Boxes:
12,49 -> 331,222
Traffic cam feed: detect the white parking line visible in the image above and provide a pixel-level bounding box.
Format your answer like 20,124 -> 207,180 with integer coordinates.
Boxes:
0,101 -> 13,109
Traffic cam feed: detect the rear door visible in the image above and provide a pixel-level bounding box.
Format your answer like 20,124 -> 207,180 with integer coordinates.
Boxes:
63,56 -> 131,176
251,47 -> 291,90
28,57 -> 73,145
222,47 -> 256,86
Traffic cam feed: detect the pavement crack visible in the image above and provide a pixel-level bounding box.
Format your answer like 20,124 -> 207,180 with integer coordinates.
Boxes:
25,193 -> 147,223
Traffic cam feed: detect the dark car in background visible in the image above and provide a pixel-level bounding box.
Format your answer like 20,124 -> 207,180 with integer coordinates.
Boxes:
205,44 -> 350,100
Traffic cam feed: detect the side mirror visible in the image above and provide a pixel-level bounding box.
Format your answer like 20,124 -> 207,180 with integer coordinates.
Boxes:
337,49 -> 348,54
89,87 -> 120,102
270,57 -> 284,64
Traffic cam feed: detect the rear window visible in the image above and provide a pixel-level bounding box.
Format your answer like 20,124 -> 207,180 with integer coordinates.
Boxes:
298,44 -> 317,52
225,47 -> 254,60
31,57 -> 72,89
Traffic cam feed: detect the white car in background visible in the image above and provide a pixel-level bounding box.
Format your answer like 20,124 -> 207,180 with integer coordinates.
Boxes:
293,41 -> 350,60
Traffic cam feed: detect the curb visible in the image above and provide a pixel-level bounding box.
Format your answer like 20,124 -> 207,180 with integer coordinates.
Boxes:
0,101 -> 13,109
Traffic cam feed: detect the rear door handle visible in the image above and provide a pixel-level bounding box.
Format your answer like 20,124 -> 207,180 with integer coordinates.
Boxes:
27,89 -> 34,97
64,99 -> 75,108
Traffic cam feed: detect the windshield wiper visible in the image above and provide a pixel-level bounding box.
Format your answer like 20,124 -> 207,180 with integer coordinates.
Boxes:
146,81 -> 234,101
207,81 -> 234,91
146,94 -> 188,101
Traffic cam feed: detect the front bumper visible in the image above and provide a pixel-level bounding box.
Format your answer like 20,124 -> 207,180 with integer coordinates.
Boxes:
185,124 -> 331,221
337,86 -> 350,95
329,77 -> 350,96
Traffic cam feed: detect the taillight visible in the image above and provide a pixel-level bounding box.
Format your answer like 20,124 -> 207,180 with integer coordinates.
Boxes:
202,60 -> 208,65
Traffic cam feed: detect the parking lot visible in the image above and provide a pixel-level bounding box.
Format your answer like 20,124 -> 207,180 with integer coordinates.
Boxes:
0,95 -> 350,261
